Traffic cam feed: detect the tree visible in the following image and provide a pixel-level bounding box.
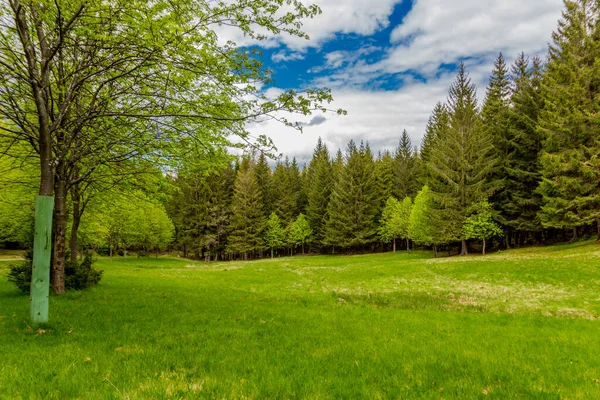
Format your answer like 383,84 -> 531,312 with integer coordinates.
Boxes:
463,201 -> 503,254
537,0 -> 600,239
394,130 -> 417,200
374,151 -> 395,216
227,158 -> 266,259
409,186 -> 440,256
427,63 -> 497,255
305,138 -> 332,247
378,197 -> 412,252
289,214 -> 312,254
0,0 -> 341,321
482,53 -> 512,228
503,54 -> 545,239
271,158 -> 296,227
324,141 -> 378,249
264,213 -> 286,259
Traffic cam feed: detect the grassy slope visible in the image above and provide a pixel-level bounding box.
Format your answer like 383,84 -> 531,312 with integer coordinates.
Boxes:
1,242 -> 599,399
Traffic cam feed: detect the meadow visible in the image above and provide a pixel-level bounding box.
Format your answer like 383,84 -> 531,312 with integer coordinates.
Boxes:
1,242 -> 599,399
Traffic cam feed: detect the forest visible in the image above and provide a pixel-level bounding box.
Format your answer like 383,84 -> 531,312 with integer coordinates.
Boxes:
0,0 -> 599,290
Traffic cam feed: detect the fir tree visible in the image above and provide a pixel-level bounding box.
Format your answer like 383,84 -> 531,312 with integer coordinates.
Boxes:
538,0 -> 600,239
255,152 -> 273,218
271,157 -> 296,226
482,53 -> 512,228
227,158 -> 266,259
504,54 -> 545,238
375,151 -> 395,216
306,138 -> 333,246
324,141 -> 379,249
428,63 -> 497,255
394,130 -> 417,200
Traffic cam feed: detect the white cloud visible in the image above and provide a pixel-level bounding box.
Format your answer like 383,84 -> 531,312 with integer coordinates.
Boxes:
271,50 -> 306,63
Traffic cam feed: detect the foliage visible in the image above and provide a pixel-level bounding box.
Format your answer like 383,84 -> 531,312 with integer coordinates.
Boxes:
378,197 -> 412,248
463,201 -> 503,253
288,214 -> 312,252
8,251 -> 102,293
264,213 -> 287,257
305,138 -> 332,246
408,186 -> 438,248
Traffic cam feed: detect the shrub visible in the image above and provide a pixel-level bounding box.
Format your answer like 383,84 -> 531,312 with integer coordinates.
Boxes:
7,252 -> 103,294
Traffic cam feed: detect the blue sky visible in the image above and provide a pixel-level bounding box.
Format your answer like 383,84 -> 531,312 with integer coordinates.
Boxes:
226,0 -> 565,164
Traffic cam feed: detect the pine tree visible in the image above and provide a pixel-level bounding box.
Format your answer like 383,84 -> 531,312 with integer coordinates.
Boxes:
255,152 -> 273,218
289,157 -> 303,215
264,212 -> 286,258
482,53 -> 512,228
374,151 -> 395,216
394,130 -> 417,200
504,54 -> 545,238
428,63 -> 497,255
271,157 -> 296,226
227,157 -> 266,259
306,138 -> 333,247
418,102 -> 449,187
538,0 -> 600,239
324,141 -> 379,249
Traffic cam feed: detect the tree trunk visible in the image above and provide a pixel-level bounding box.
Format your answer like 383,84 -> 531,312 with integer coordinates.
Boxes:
110,246 -> 113,262
572,227 -> 578,242
51,177 -> 67,294
393,239 -> 396,253
433,244 -> 438,258
69,185 -> 81,264
271,247 -> 274,259
483,238 -> 486,255
597,219 -> 600,241
302,243 -> 305,255
406,238 -> 409,251
460,239 -> 468,256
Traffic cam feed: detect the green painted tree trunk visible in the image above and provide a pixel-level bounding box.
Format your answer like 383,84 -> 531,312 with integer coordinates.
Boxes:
30,195 -> 54,324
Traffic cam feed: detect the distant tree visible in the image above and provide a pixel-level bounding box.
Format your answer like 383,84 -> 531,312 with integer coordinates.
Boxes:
409,186 -> 439,256
463,201 -> 503,255
227,158 -> 266,259
255,152 -> 274,218
271,158 -> 296,227
379,197 -> 412,252
306,138 -> 333,247
289,214 -> 312,254
264,213 -> 287,259
428,63 -> 497,255
324,141 -> 378,249
394,130 -> 417,200
375,151 -> 395,216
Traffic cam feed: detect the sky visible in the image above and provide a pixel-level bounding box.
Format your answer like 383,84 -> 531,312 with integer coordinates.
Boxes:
234,0 -> 565,165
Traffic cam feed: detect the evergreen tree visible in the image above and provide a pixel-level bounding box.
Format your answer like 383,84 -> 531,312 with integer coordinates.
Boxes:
289,157 -> 303,216
419,102 -> 449,187
297,164 -> 309,215
227,158 -> 266,259
375,151 -> 395,215
324,141 -> 379,249
428,63 -> 497,255
306,138 -> 333,246
538,0 -> 600,239
264,212 -> 286,258
482,53 -> 512,228
504,54 -> 545,238
289,213 -> 313,254
255,152 -> 273,218
271,157 -> 296,226
394,130 -> 417,200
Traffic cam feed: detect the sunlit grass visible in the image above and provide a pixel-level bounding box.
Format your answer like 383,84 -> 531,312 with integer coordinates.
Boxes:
1,242 -> 599,398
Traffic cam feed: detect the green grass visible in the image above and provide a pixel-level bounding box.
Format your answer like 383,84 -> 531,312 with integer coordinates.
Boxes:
1,242 -> 600,399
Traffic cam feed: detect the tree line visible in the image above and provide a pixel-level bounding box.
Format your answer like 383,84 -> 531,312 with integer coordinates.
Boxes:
168,0 -> 600,258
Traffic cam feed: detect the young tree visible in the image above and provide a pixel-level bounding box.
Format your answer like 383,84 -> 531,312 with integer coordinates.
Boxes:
427,63 -> 497,255
463,201 -> 503,255
409,186 -> 440,256
264,213 -> 286,259
289,214 -> 312,254
378,197 -> 412,252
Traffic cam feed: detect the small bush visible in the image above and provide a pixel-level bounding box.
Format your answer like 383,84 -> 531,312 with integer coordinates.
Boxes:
7,252 -> 103,294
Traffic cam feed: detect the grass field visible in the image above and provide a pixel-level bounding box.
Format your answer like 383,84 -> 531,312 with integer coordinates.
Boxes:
1,242 -> 600,399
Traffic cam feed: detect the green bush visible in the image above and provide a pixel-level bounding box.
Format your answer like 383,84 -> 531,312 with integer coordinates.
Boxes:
7,252 -> 103,294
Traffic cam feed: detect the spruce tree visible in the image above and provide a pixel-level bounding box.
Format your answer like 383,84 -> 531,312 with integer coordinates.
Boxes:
306,138 -> 333,246
227,157 -> 266,259
482,53 -> 512,228
255,152 -> 273,218
504,54 -> 545,239
271,157 -> 296,226
538,0 -> 600,239
428,63 -> 497,255
375,151 -> 395,215
419,102 -> 449,187
394,130 -> 417,200
324,141 -> 379,249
